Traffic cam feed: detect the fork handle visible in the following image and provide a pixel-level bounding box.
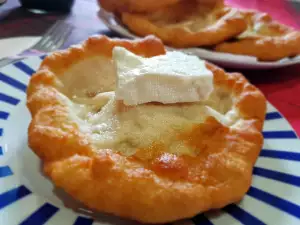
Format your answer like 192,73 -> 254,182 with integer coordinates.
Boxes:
0,57 -> 24,68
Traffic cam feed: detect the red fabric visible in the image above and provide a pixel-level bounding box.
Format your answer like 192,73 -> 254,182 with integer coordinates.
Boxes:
226,0 -> 300,136
227,0 -> 300,28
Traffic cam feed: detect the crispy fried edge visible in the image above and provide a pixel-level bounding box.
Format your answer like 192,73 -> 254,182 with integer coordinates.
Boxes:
26,35 -> 266,223
215,11 -> 300,61
121,5 -> 247,48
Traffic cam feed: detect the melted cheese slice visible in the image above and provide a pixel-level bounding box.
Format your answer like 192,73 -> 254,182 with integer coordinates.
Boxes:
113,47 -> 213,106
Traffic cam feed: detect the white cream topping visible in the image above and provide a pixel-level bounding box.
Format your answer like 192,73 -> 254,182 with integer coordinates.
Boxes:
112,47 -> 213,106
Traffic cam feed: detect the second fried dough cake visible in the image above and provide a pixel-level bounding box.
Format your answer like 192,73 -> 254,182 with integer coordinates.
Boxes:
215,11 -> 300,61
121,0 -> 247,48
27,35 -> 266,223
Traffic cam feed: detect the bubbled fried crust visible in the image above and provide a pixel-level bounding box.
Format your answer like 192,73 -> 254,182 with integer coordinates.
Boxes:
98,0 -> 180,13
27,35 -> 266,223
215,10 -> 300,61
120,0 -> 247,48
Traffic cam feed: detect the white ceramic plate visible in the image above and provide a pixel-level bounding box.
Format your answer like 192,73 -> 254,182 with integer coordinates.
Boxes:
98,9 -> 300,70
0,56 -> 300,224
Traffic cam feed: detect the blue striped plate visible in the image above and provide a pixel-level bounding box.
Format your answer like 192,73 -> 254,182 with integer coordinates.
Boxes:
0,56 -> 300,225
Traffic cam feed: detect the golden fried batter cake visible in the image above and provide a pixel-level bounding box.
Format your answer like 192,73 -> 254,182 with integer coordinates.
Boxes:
120,0 -> 247,48
27,35 -> 266,223
215,10 -> 300,61
98,0 -> 180,13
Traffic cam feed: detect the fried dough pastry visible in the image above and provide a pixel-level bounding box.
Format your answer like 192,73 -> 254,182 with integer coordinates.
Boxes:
215,10 -> 300,61
98,0 -> 180,13
120,0 -> 247,48
27,35 -> 266,223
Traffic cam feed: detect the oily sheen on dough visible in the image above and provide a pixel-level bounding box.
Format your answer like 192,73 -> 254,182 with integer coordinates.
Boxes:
121,0 -> 247,48
27,35 -> 266,223
215,10 -> 300,61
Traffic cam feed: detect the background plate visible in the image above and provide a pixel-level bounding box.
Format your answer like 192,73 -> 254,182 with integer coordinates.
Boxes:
98,9 -> 300,70
0,56 -> 300,225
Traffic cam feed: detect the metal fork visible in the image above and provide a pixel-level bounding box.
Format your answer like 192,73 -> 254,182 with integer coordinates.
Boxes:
0,20 -> 73,68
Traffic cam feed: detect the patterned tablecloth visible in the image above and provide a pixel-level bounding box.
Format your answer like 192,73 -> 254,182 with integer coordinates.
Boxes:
0,0 -> 300,136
